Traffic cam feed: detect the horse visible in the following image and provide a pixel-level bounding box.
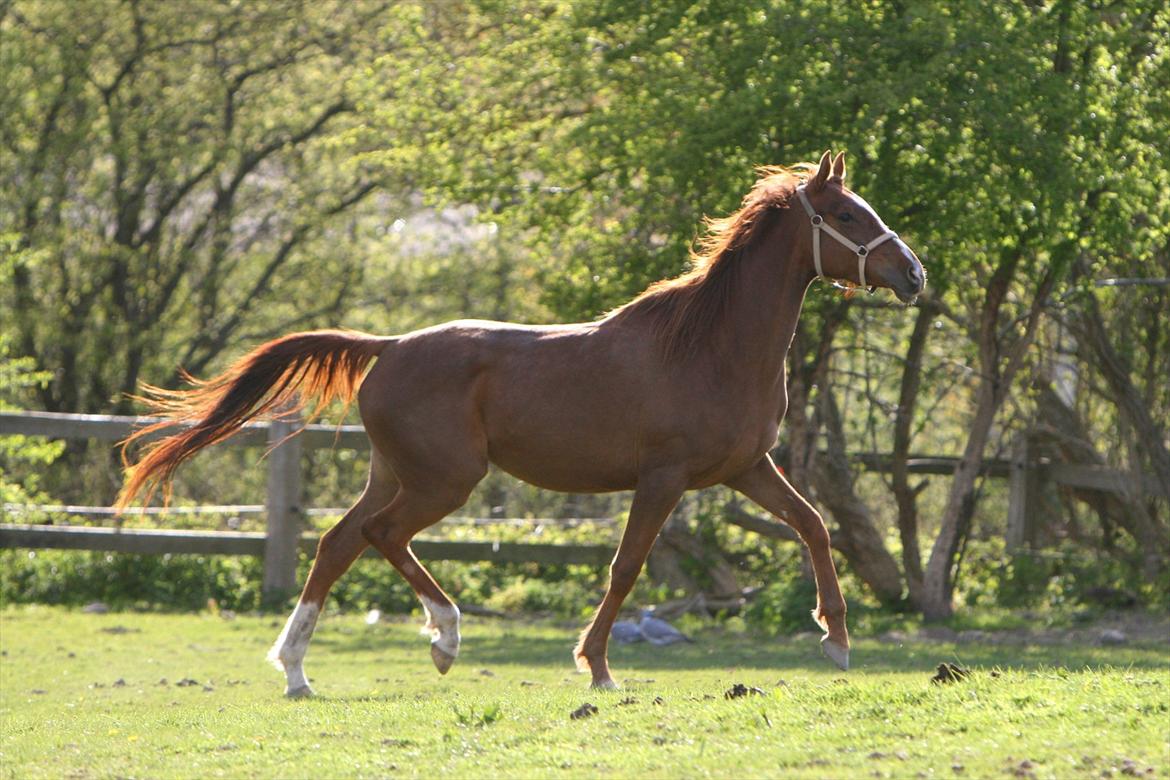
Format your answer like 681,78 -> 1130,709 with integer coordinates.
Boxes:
117,151 -> 925,696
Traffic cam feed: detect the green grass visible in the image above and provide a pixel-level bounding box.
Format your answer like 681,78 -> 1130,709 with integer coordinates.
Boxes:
1,606 -> 1167,779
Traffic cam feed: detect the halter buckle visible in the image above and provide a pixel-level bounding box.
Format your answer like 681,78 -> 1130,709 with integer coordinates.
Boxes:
810,214 -> 823,226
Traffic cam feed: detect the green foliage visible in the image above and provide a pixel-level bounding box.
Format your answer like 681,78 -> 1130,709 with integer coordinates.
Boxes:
743,575 -> 820,636
0,546 -> 610,617
1005,550 -> 1170,612
0,1 -> 398,419
0,331 -> 65,507
485,577 -> 595,618
310,556 -> 423,615
997,553 -> 1060,609
368,1 -> 1170,316
957,539 -> 1169,613
352,0 -> 1170,616
0,550 -> 266,611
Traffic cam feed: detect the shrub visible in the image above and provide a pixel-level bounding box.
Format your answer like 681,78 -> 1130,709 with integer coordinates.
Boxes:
742,575 -> 820,636
485,577 -> 594,617
0,549 -> 605,617
0,549 -> 266,612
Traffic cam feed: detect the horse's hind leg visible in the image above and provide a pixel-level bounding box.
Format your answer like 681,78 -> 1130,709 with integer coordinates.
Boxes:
267,452 -> 398,697
360,462 -> 484,674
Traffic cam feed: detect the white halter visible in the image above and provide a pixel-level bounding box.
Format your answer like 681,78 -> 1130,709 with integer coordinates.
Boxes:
796,185 -> 898,288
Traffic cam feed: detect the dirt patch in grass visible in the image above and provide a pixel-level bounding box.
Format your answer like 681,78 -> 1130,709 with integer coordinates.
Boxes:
930,663 -> 970,684
723,683 -> 766,699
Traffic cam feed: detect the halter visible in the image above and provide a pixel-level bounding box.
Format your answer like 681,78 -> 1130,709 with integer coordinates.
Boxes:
796,186 -> 898,289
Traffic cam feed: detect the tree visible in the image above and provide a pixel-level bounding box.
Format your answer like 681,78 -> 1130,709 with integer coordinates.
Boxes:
363,0 -> 1170,615
1,0 -> 395,418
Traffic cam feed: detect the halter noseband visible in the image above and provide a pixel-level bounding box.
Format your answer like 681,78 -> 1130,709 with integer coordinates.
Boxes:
796,186 -> 898,289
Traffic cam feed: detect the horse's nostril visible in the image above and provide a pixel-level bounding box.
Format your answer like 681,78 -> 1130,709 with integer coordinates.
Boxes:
907,264 -> 923,289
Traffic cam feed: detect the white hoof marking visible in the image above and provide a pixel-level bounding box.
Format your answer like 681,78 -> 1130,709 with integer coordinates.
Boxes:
420,596 -> 461,660
267,601 -> 320,693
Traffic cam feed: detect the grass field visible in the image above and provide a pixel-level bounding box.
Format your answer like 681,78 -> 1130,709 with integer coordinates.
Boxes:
1,606 -> 1167,779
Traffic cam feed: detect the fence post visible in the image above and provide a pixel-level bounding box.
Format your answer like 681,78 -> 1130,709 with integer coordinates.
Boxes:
1007,433 -> 1047,551
1006,435 -> 1030,551
263,412 -> 303,601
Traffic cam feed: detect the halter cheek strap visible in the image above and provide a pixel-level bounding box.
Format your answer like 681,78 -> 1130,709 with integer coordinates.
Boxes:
796,186 -> 898,288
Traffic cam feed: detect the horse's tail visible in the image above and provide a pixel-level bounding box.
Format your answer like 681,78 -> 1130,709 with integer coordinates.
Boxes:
116,329 -> 389,510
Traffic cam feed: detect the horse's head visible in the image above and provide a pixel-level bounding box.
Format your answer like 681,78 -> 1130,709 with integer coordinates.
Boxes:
797,151 -> 925,303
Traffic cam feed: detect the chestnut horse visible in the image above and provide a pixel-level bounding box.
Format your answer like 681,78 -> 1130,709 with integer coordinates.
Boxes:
118,151 -> 925,696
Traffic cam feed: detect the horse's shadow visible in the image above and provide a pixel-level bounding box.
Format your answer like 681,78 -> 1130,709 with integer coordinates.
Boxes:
309,622 -> 1170,675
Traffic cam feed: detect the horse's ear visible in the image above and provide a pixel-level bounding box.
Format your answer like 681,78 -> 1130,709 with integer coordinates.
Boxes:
808,150 -> 833,192
831,151 -> 846,182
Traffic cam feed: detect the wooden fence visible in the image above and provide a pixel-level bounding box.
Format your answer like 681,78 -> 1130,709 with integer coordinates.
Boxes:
0,410 -> 614,599
1,410 -> 1158,598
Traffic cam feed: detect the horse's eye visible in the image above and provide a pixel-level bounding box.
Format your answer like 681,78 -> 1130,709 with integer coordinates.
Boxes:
838,212 -> 854,223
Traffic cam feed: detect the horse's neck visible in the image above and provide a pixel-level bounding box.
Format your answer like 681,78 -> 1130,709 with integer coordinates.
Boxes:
721,218 -> 813,388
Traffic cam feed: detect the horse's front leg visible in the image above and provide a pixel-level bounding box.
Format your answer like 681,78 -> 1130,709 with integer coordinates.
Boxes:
725,454 -> 850,670
574,470 -> 686,689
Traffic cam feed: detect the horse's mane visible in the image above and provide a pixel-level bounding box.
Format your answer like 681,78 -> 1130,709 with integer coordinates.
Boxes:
608,164 -> 812,361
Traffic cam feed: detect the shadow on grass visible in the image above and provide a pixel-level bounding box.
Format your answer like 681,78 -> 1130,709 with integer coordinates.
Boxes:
312,623 -> 1170,675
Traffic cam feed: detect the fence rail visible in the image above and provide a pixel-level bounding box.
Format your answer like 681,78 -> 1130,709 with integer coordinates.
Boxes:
1,502 -> 614,526
1,410 -> 1158,596
0,523 -> 614,566
1,409 -> 368,448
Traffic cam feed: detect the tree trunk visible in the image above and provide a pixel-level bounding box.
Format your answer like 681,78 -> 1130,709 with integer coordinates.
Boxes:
647,512 -> 741,600
921,384 -> 999,620
890,303 -> 934,610
811,389 -> 905,605
1071,284 -> 1170,503
723,501 -> 800,543
921,235 -> 1052,620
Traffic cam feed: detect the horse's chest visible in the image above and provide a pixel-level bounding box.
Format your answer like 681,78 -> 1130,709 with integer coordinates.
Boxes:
721,389 -> 786,471
676,407 -> 779,487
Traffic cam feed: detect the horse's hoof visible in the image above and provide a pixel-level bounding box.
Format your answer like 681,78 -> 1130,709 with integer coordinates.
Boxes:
590,678 -> 619,691
821,636 -> 850,671
431,644 -> 457,675
285,684 -> 315,699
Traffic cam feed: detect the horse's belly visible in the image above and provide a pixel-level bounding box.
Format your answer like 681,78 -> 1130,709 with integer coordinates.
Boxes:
491,455 -> 636,493
486,429 -> 639,493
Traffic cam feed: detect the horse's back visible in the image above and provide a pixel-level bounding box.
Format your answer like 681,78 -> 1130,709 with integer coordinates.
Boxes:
357,319 -> 648,491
